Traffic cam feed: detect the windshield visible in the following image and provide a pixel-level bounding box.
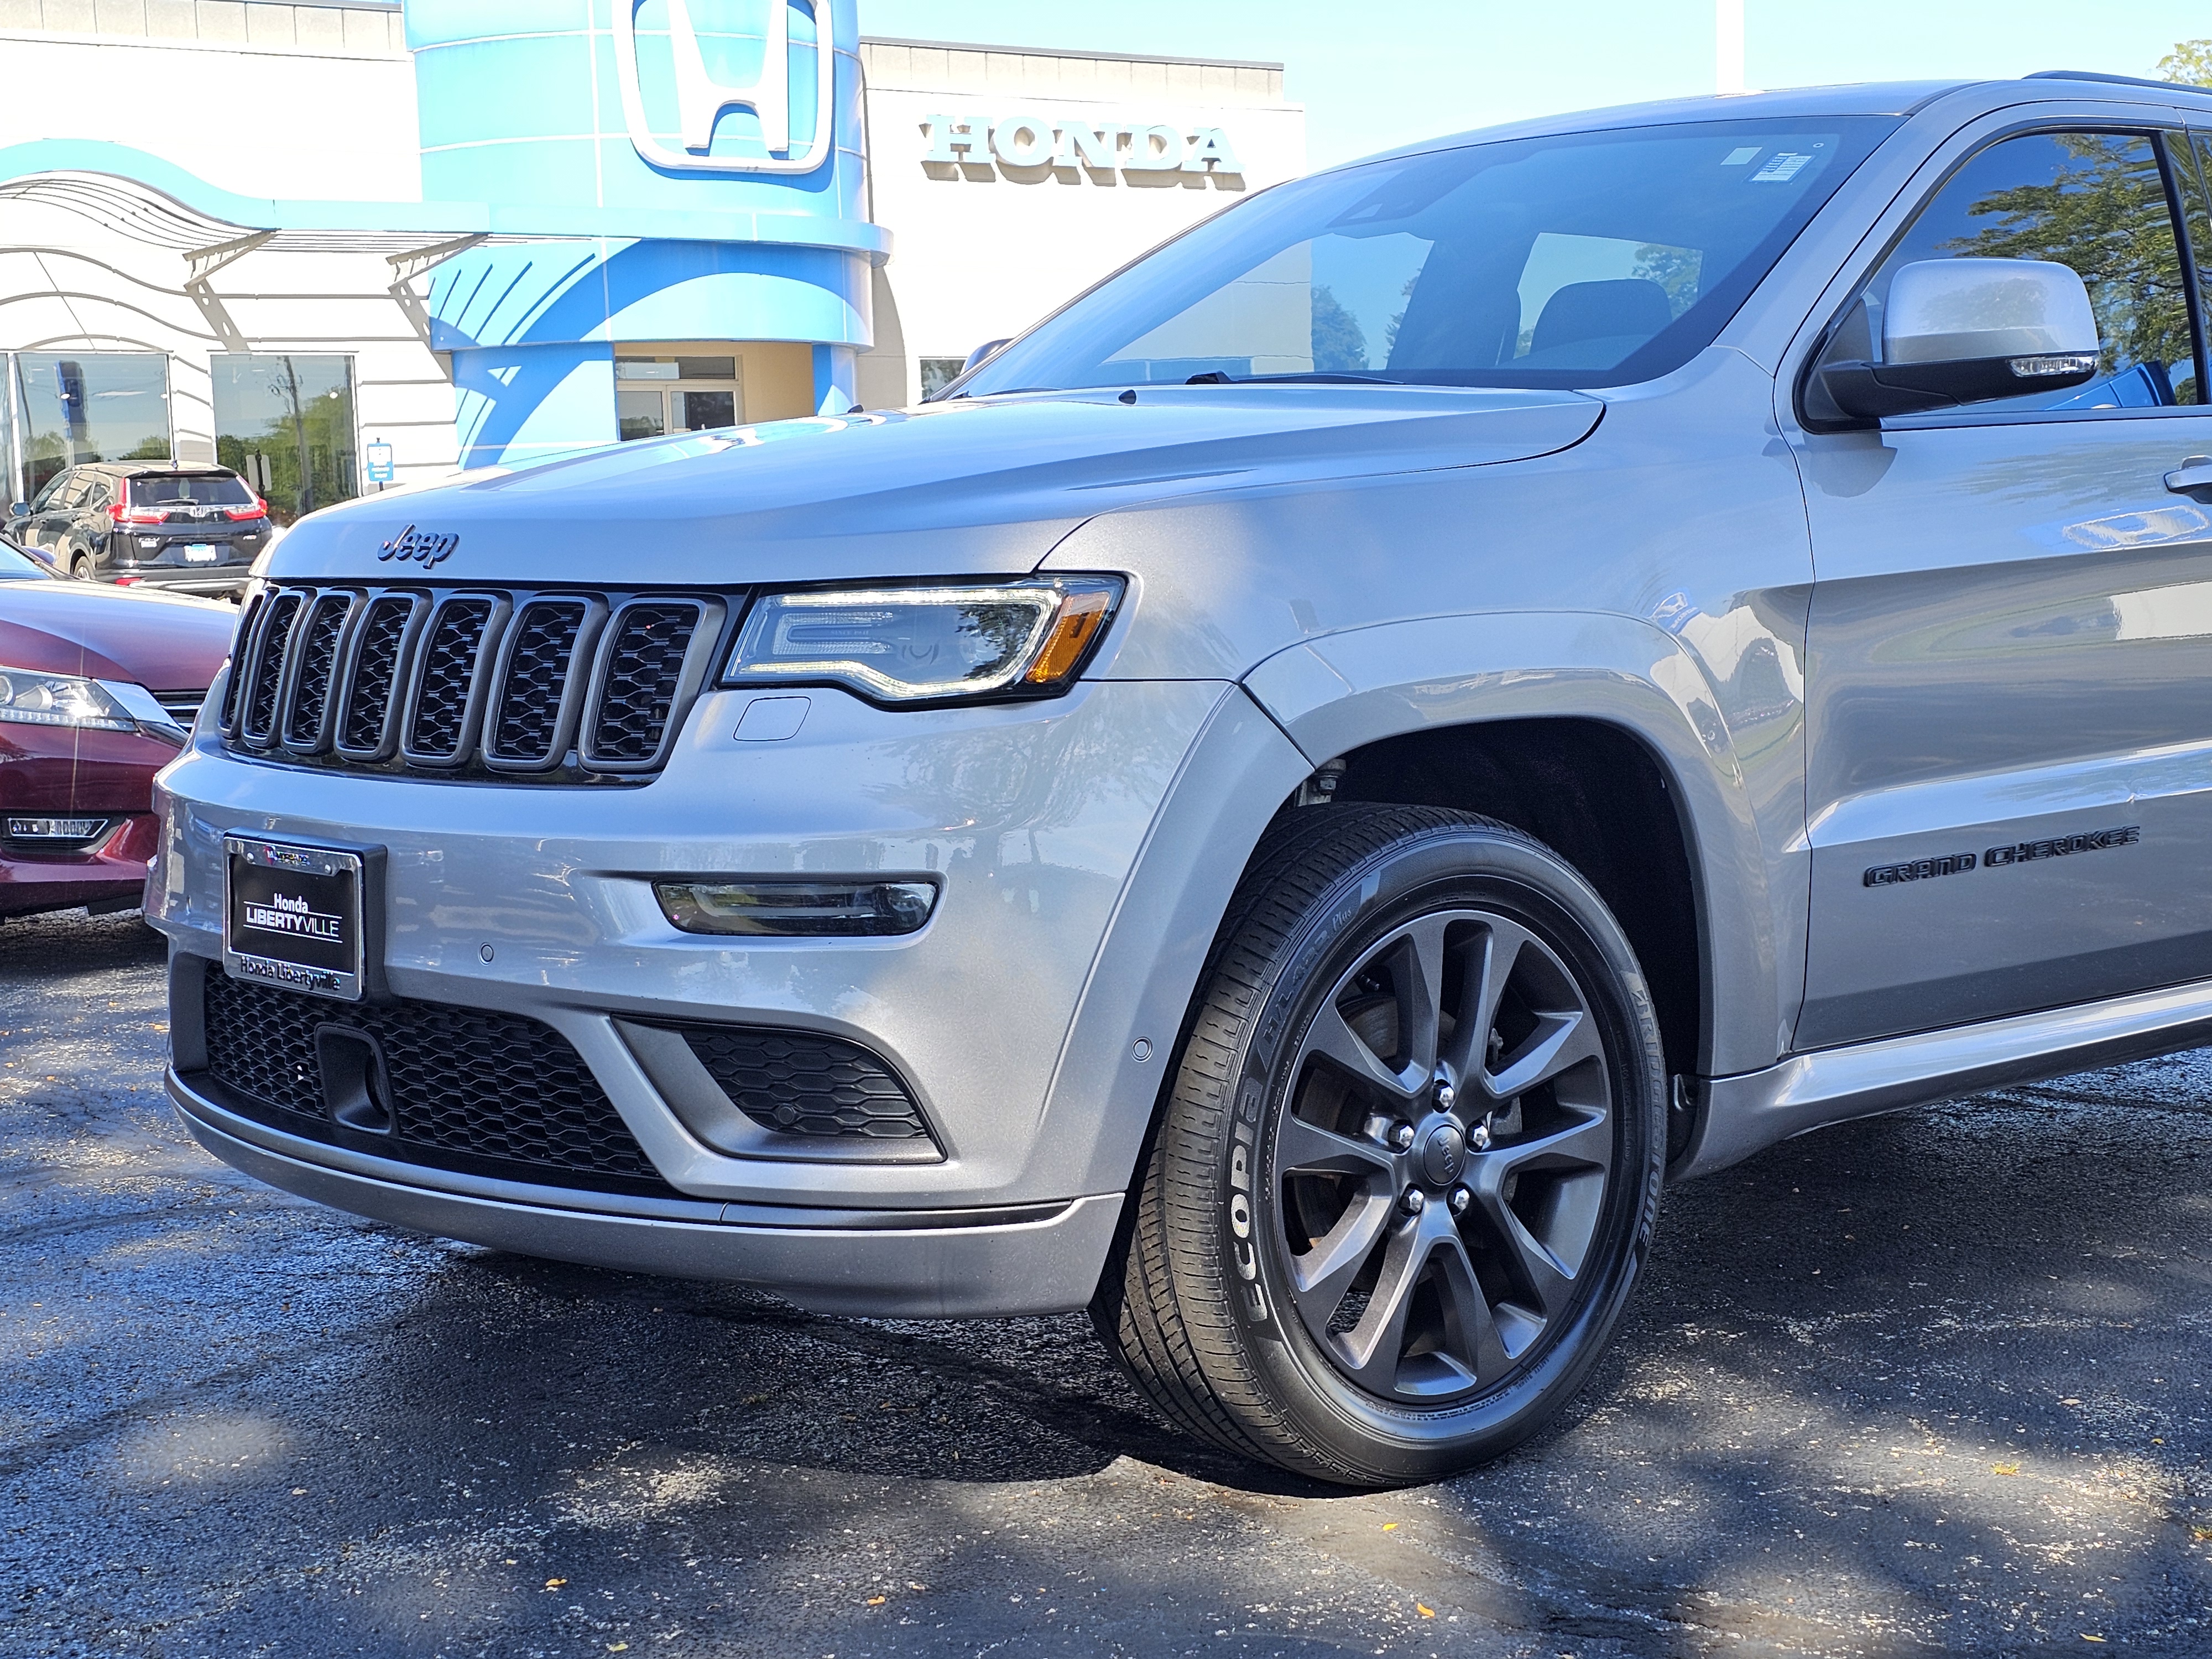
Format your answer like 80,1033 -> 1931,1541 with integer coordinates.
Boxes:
128,472 -> 253,507
0,541 -> 54,580
958,117 -> 1896,396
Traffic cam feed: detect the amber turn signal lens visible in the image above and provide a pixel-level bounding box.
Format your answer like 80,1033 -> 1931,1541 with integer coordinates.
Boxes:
1024,589 -> 1113,685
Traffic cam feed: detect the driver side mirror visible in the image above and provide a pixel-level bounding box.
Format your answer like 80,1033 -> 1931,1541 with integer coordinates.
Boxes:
962,338 -> 1011,375
1814,258 -> 2099,421
6,503 -> 25,519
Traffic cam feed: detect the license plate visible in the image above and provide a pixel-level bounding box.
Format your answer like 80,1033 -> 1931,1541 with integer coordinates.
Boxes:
184,542 -> 219,562
223,837 -> 366,1001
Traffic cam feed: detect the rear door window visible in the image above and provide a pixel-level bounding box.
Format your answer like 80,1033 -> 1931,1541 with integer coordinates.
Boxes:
129,473 -> 253,508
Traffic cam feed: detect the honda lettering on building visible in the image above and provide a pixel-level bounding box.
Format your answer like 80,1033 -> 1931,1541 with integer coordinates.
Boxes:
613,0 -> 837,175
920,113 -> 1243,180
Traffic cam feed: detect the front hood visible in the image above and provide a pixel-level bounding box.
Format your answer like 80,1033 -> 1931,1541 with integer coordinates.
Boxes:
0,580 -> 236,688
270,387 -> 1603,587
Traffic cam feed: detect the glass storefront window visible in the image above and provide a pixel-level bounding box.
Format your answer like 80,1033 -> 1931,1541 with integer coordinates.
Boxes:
212,354 -> 358,528
614,356 -> 742,441
919,358 -> 967,400
11,352 -> 172,503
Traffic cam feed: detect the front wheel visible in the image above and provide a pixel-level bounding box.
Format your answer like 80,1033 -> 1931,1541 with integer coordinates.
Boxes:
1097,805 -> 1666,1485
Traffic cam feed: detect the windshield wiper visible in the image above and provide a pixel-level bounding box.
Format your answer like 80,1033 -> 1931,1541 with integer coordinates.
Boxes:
1184,371 -> 1405,387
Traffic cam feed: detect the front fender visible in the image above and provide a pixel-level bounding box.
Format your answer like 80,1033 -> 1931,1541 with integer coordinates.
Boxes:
1241,609 -> 1794,1079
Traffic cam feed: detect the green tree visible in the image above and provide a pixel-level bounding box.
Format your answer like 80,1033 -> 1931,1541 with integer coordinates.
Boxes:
1310,284 -> 1368,372
1940,134 -> 2190,382
2158,39 -> 2212,85
1632,243 -> 1704,316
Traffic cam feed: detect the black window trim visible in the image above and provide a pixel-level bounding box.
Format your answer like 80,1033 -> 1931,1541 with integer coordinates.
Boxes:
1793,116 -> 2212,434
2169,126 -> 2212,400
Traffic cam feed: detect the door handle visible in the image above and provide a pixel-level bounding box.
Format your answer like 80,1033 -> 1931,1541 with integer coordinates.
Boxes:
2166,455 -> 2212,500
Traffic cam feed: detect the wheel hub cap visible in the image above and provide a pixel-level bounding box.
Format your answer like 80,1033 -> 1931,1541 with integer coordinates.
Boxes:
1417,1120 -> 1467,1187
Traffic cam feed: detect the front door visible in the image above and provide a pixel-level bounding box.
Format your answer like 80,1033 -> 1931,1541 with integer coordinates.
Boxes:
1796,124 -> 2212,1048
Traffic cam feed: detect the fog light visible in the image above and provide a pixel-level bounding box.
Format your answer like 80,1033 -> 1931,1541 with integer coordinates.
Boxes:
655,878 -> 938,937
7,816 -> 106,839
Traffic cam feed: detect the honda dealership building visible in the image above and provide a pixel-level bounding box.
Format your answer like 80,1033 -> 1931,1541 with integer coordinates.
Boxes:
0,0 -> 1304,520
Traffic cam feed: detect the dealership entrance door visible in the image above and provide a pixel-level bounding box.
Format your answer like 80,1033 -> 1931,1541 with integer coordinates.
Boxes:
615,356 -> 741,441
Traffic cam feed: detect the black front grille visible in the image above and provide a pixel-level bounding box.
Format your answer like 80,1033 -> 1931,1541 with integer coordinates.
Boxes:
199,963 -> 675,1194
587,602 -> 703,766
154,689 -> 208,722
405,598 -> 497,761
488,599 -> 589,765
242,592 -> 302,743
283,594 -> 352,748
674,1025 -> 931,1141
223,584 -> 726,784
216,591 -> 264,732
337,594 -> 415,755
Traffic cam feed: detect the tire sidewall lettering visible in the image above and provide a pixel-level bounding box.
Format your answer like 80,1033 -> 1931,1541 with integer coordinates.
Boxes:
1212,825 -> 1664,1468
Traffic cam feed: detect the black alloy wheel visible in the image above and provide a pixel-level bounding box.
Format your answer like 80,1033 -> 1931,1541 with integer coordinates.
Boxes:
1097,804 -> 1666,1485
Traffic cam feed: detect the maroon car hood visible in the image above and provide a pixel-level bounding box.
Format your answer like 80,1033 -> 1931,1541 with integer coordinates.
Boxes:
0,580 -> 237,691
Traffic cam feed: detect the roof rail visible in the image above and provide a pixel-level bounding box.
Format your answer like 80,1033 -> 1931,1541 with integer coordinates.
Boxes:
2026,69 -> 2212,94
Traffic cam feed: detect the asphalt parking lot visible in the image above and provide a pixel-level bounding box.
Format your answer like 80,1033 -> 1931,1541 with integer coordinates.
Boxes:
3,908 -> 2209,1659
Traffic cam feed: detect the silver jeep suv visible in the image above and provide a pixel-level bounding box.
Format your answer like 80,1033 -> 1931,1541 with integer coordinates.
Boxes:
152,73 -> 2212,1485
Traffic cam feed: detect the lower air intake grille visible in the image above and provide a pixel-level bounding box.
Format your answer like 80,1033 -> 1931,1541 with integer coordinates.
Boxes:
199,962 -> 674,1193
675,1025 -> 930,1141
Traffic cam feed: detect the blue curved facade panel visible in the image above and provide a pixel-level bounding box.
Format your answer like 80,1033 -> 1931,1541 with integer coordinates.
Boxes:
430,235 -> 870,466
430,241 -> 870,352
410,0 -> 866,223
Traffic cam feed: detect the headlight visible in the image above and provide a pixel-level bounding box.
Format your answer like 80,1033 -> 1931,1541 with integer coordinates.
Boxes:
723,577 -> 1122,705
0,667 -> 136,733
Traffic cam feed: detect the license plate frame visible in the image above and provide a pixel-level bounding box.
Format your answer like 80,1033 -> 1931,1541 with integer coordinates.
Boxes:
222,836 -> 371,1002
184,542 -> 220,562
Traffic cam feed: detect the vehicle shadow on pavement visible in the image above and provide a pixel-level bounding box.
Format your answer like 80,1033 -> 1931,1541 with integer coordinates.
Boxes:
364,1246 -> 1334,1496
0,904 -> 164,974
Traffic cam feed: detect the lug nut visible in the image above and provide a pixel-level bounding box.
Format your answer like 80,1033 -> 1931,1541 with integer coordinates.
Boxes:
1470,1119 -> 1492,1151
1449,1186 -> 1472,1216
1401,1186 -> 1426,1215
1434,1082 -> 1457,1113
1391,1122 -> 1416,1151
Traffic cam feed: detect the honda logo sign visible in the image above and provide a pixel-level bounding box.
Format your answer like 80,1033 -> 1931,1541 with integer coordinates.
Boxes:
612,0 -> 836,175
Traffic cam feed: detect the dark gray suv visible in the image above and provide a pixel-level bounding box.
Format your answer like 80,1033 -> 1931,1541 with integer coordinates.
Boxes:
6,463 -> 271,596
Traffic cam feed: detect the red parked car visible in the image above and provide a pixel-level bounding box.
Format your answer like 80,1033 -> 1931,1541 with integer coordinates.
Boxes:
1,538 -> 234,920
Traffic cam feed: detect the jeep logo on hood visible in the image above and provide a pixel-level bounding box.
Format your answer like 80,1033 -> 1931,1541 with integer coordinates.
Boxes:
378,525 -> 458,567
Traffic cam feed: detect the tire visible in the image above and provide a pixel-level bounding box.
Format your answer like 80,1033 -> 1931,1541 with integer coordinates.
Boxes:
70,555 -> 90,581
1094,804 -> 1666,1486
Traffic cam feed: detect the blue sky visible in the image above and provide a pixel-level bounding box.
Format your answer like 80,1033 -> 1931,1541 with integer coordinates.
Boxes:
859,1 -> 2212,169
